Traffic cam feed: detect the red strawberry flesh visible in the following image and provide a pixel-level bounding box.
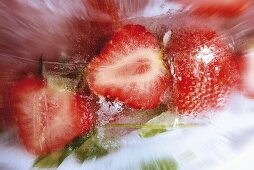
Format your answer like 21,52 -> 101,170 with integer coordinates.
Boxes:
86,25 -> 169,109
11,76 -> 95,155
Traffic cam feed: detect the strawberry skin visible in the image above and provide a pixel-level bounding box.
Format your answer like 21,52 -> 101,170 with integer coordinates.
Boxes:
86,25 -> 169,109
178,0 -> 250,17
194,0 -> 249,17
11,76 -> 95,155
237,48 -> 254,99
165,27 -> 239,114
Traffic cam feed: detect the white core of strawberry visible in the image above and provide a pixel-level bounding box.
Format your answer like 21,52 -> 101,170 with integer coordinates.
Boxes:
19,87 -> 73,148
44,88 -> 73,139
94,48 -> 165,90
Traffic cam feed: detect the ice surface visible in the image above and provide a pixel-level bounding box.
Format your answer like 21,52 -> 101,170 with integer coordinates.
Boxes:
1,0 -> 254,170
2,95 -> 254,170
96,97 -> 124,125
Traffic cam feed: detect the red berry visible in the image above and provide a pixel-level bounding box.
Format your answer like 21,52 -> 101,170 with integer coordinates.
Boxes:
11,76 -> 95,155
86,25 -> 169,109
178,0 -> 250,17
164,27 -> 239,114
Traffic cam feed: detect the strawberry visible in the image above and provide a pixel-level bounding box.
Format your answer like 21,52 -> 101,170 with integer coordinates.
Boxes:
11,75 -> 95,155
185,0 -> 250,17
237,46 -> 254,98
164,27 -> 239,114
86,25 -> 169,109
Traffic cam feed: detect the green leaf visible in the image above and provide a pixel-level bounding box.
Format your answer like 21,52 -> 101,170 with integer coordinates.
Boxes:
33,149 -> 64,168
75,134 -> 108,162
139,111 -> 177,138
33,129 -> 95,168
46,75 -> 80,91
66,129 -> 95,151
104,105 -> 167,131
141,158 -> 178,170
41,56 -> 86,92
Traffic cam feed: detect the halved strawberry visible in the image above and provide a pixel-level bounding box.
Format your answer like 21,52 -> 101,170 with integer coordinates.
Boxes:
164,27 -> 239,114
11,75 -> 95,155
86,25 -> 169,109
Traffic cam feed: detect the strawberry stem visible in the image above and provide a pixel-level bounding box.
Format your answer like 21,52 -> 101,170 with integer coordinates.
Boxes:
34,129 -> 96,168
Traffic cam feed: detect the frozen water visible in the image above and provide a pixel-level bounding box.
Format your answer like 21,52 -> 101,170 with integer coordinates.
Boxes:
96,97 -> 124,125
1,0 -> 254,170
2,94 -> 254,170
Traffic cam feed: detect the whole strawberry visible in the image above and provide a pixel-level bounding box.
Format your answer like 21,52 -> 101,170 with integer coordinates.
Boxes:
164,27 -> 239,114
